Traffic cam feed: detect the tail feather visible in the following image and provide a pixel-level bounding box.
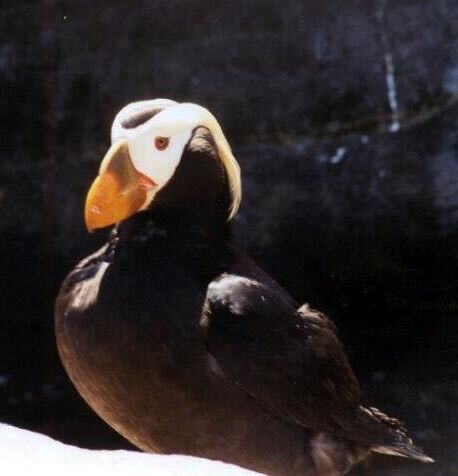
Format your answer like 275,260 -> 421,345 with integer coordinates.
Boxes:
373,443 -> 434,463
363,406 -> 434,463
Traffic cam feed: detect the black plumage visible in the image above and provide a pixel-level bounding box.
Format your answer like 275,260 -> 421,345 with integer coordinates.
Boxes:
55,106 -> 431,476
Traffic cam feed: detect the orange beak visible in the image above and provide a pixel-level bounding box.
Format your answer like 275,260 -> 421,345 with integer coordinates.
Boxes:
84,140 -> 156,232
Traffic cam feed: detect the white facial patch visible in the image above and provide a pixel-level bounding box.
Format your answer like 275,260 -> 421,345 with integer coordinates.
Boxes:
111,99 -> 178,143
127,128 -> 192,188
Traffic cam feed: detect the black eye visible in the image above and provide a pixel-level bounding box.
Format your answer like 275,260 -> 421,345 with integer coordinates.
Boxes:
155,137 -> 169,151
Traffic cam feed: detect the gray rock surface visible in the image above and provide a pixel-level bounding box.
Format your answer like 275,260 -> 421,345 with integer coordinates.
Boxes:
1,1 -> 456,347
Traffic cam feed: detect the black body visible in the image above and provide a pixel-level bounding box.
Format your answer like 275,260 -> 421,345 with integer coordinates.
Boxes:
55,125 -> 429,475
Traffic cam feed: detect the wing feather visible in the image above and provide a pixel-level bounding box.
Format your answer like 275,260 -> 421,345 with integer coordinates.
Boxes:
204,273 -> 362,435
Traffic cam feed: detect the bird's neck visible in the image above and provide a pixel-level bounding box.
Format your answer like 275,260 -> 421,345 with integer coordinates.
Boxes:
152,203 -> 232,239
112,210 -> 235,285
115,208 -> 232,246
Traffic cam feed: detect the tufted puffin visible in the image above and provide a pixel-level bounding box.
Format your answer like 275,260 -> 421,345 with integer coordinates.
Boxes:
55,99 -> 432,476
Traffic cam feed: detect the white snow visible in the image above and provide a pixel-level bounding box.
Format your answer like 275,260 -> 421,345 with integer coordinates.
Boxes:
0,423 -> 264,476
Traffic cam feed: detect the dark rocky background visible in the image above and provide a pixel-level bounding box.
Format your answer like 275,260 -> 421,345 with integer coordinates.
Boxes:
0,0 -> 457,474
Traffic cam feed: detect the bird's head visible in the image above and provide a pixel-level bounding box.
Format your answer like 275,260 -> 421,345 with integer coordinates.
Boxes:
85,99 -> 241,233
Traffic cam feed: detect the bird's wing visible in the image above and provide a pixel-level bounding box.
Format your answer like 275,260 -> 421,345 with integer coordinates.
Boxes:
203,273 -> 363,435
203,272 -> 432,460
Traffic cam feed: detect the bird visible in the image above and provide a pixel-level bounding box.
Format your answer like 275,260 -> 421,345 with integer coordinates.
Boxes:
55,99 -> 432,476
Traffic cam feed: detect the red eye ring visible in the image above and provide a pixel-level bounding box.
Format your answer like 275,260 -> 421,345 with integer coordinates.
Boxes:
155,136 -> 169,151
